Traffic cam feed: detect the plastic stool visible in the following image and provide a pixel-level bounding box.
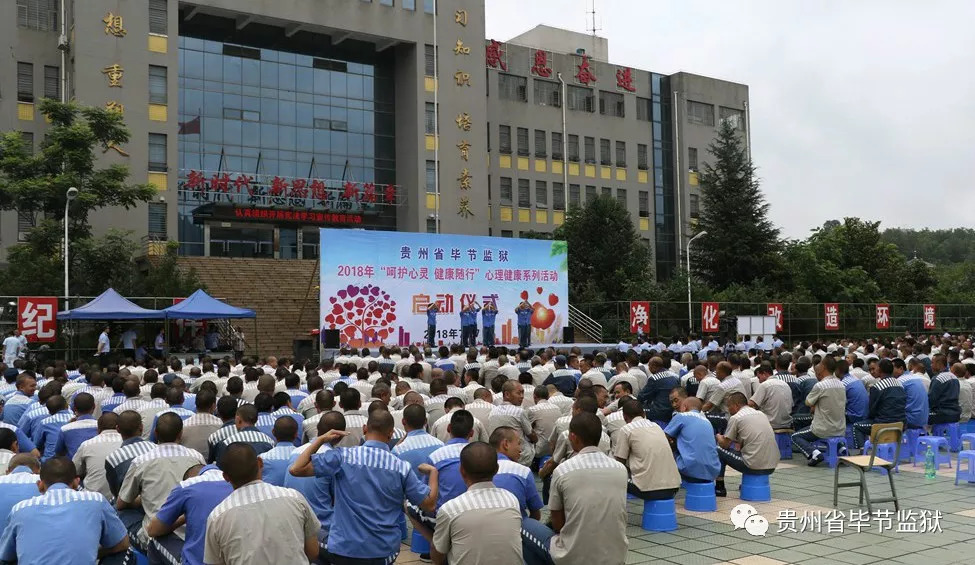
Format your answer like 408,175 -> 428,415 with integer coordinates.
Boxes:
813,436 -> 846,468
955,451 -> 975,485
963,420 -> 975,434
961,433 -> 975,450
410,529 -> 430,554
683,481 -> 717,512
932,422 -> 962,452
740,473 -> 771,502
641,498 -> 678,531
133,549 -> 149,565
861,440 -> 899,475
774,432 -> 793,459
901,428 -> 922,462
914,435 -> 952,469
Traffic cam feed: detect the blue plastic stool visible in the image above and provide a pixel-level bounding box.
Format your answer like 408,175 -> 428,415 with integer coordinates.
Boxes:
961,433 -> 975,450
626,492 -> 637,500
813,436 -> 846,468
932,422 -> 962,452
411,529 -> 430,554
914,435 -> 952,469
861,440 -> 899,475
740,473 -> 771,502
900,428 -> 922,462
955,451 -> 975,485
775,432 -> 793,459
963,420 -> 975,434
683,481 -> 717,512
133,549 -> 149,565
641,498 -> 678,531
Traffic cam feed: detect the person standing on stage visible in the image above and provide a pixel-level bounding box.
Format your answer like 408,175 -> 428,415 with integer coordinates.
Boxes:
152,328 -> 165,361
96,326 -> 111,369
467,302 -> 481,348
482,302 -> 498,347
119,327 -> 137,362
427,303 -> 440,348
515,302 -> 533,349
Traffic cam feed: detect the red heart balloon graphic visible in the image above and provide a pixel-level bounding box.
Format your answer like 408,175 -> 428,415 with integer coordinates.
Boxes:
548,293 -> 559,306
536,287 -> 543,295
520,291 -> 529,301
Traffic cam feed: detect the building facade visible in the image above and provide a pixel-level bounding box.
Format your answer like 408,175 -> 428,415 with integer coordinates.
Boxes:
2,0 -> 747,281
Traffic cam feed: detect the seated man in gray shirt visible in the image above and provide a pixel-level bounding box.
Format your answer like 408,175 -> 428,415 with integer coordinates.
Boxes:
748,363 -> 794,431
715,392 -> 779,497
791,356 -> 847,466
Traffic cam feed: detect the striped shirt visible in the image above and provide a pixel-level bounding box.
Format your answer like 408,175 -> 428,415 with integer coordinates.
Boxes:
72,431 -> 123,500
433,483 -> 523,565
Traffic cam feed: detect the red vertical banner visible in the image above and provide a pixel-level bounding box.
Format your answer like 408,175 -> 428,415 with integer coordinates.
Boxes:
923,304 -> 936,329
629,301 -> 650,335
876,304 -> 890,330
824,303 -> 839,331
18,297 -> 58,343
766,303 -> 783,332
701,302 -> 720,333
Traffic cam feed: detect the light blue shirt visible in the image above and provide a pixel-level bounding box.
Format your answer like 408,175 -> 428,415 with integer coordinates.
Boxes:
313,440 -> 430,559
259,444 -> 296,486
0,469 -> 39,532
149,407 -> 195,442
841,374 -> 869,422
492,454 -> 542,517
664,411 -> 721,481
154,469 -> 232,565
284,444 -> 334,534
53,414 -> 98,459
392,430 -> 443,481
3,394 -> 35,426
0,483 -> 127,565
427,438 -> 468,510
33,410 -> 72,461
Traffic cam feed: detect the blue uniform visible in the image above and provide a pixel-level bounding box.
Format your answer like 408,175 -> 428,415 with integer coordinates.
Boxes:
841,374 -> 869,423
0,484 -> 128,565
493,454 -> 543,517
148,407 -> 195,442
426,309 -> 438,326
152,469 -> 233,565
0,423 -> 35,454
482,309 -> 497,327
664,410 -> 721,481
2,394 -> 35,426
284,444 -> 335,537
427,438 -> 468,510
0,469 -> 39,532
259,444 -> 296,486
16,404 -> 48,440
100,393 -> 127,414
212,427 -> 274,464
312,440 -> 430,560
901,375 -> 929,429
33,410 -> 72,461
53,414 -> 98,459
515,306 -> 533,347
392,430 -> 444,481
638,371 -> 681,422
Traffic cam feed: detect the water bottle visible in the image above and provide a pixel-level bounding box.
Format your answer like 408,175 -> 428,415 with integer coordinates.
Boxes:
924,445 -> 936,479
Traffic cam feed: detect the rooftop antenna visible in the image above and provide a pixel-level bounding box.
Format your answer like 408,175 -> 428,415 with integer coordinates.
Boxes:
586,0 -> 601,58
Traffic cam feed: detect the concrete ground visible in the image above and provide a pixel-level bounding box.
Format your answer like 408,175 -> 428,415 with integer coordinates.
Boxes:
396,454 -> 975,564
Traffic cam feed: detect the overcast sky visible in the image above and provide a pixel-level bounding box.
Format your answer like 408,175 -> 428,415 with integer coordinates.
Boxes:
485,0 -> 975,239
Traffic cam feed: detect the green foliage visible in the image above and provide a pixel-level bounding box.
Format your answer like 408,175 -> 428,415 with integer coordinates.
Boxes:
882,227 -> 975,265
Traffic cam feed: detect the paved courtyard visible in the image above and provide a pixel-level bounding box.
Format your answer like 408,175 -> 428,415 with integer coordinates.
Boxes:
397,457 -> 975,564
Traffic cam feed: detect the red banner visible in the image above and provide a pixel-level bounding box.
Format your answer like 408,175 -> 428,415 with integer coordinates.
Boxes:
766,303 -> 783,332
18,297 -> 57,343
629,301 -> 650,335
824,303 -> 839,331
876,304 -> 890,330
923,304 -> 936,329
701,302 -> 720,333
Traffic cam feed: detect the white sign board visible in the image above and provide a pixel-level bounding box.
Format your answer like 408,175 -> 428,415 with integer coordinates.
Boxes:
736,315 -> 777,343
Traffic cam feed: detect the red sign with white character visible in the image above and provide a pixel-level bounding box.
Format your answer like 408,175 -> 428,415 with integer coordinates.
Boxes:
824,303 -> 839,331
629,301 -> 650,335
701,302 -> 720,333
923,304 -> 936,329
876,304 -> 890,330
18,297 -> 57,343
766,303 -> 783,332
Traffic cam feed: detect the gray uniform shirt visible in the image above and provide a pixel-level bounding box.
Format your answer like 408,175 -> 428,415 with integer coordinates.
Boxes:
72,430 -> 122,500
807,377 -> 847,438
118,443 -> 206,541
433,482 -> 523,565
488,403 -> 535,465
180,413 -> 224,458
725,406 -> 779,471
204,480 -> 319,565
750,379 -> 794,430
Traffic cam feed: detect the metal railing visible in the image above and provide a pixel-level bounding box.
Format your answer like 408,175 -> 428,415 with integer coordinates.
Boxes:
568,304 -> 603,342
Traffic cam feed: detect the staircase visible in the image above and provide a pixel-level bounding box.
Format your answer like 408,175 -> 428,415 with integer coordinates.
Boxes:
568,304 -> 603,343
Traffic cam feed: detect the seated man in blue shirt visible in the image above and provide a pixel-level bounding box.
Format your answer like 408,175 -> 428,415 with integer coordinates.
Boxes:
427,410 -> 475,510
664,397 -> 720,484
259,417 -> 300,486
289,410 -> 440,564
0,453 -> 40,533
853,360 -> 907,450
490,426 -> 543,520
837,359 -> 868,426
0,456 -> 131,565
894,358 -> 929,430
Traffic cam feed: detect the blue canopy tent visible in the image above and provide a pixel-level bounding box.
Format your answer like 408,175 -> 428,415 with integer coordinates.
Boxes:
162,289 -> 258,354
57,288 -> 165,320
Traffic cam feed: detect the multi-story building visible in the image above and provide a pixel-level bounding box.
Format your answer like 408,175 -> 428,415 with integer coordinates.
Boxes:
2,0 -> 748,280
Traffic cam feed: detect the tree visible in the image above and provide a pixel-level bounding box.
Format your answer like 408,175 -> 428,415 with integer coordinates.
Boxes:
552,195 -> 654,304
692,120 -> 781,290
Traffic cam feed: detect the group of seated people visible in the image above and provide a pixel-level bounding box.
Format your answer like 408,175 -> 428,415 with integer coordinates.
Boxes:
0,332 -> 967,564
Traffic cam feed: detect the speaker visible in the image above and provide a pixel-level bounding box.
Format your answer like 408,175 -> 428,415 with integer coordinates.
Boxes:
562,326 -> 575,343
323,329 -> 340,349
293,339 -> 314,361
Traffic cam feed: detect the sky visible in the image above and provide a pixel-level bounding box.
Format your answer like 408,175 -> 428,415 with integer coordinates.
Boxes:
485,0 -> 975,239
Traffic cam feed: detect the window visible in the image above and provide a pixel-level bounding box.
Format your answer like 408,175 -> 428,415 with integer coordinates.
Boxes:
553,183 -> 565,210
569,184 -> 581,207
43,65 -> 58,100
638,191 -> 650,217
17,63 -> 33,103
499,125 -> 511,154
687,100 -> 715,127
149,0 -> 168,35
500,177 -> 513,204
719,106 -> 745,131
229,108 -> 261,121
424,44 -> 436,76
518,179 -> 530,208
688,147 -> 698,171
599,138 -> 611,165
425,160 -> 437,193
637,143 -> 648,170
498,73 -> 527,102
599,91 -> 624,117
535,180 -> 548,208
501,230 -> 513,238
16,0 -> 57,31
636,97 -> 651,121
403,0 -> 415,9
551,132 -> 563,159
615,141 -> 626,167
616,188 -> 627,207
148,133 -> 167,171
426,218 -> 437,233
533,79 -> 561,107
380,0 -> 394,5
534,130 -> 546,157
601,187 -> 611,197
148,65 -> 167,104
515,127 -> 529,156
19,132 -> 33,155
424,102 -> 436,134
585,185 -> 596,203
567,135 -> 579,162
566,85 -> 594,112
148,202 -> 167,239
17,211 -> 34,242
584,136 -> 595,164
690,194 -> 700,218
